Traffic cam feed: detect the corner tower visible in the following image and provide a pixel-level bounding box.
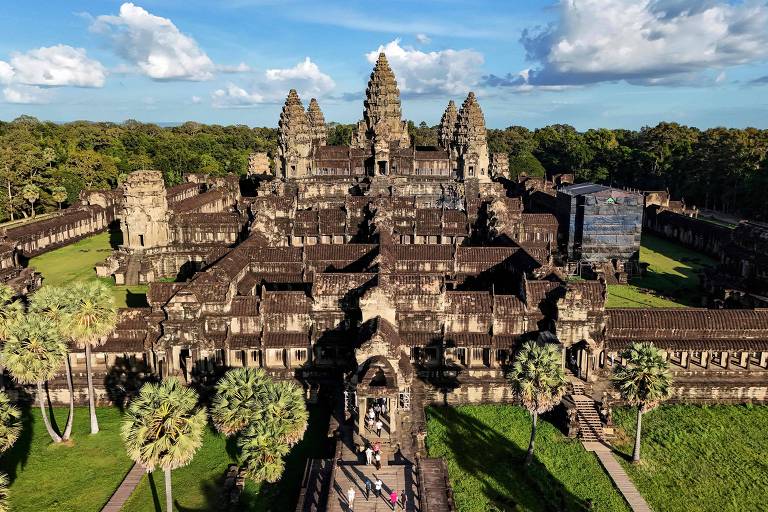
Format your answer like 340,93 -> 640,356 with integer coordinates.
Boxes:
307,98 -> 327,148
456,92 -> 490,183
278,89 -> 312,179
438,100 -> 458,152
120,170 -> 170,250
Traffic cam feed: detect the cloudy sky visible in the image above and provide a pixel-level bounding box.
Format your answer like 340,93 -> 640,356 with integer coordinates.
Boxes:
1,0 -> 767,129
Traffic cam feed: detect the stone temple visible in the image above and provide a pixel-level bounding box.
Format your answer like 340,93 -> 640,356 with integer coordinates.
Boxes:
3,53 -> 768,510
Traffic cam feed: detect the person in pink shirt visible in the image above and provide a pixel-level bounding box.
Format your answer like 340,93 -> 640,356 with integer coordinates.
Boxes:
389,489 -> 398,510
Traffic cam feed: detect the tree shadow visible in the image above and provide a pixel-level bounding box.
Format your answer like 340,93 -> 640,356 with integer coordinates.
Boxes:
147,472 -> 162,512
0,389 -> 34,484
104,356 -> 159,412
426,406 -> 589,511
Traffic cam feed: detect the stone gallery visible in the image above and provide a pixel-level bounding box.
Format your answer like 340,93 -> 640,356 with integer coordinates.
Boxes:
3,53 -> 768,509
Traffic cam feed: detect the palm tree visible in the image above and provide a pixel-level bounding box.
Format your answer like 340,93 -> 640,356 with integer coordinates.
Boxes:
210,367 -> 269,436
21,184 -> 39,219
0,285 -> 22,340
508,340 -> 567,466
211,368 -> 308,483
29,285 -> 76,440
51,186 -> 68,210
65,281 -> 117,434
238,421 -> 291,483
0,392 -> 21,453
121,378 -> 206,512
1,315 -> 67,443
612,342 -> 672,463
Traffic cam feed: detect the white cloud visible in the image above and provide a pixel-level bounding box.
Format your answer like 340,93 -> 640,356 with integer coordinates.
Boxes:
92,2 -> 214,81
3,85 -> 52,104
0,61 -> 13,84
212,57 -> 335,107
10,45 -> 106,87
366,39 -> 484,96
518,0 -> 768,86
191,95 -> 202,104
217,62 -> 252,73
415,33 -> 431,45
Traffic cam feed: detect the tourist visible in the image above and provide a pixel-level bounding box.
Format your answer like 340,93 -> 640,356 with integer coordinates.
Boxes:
381,399 -> 387,416
389,489 -> 398,510
364,477 -> 372,500
374,451 -> 382,470
373,440 -> 381,453
400,490 -> 407,509
374,401 -> 381,419
374,477 -> 383,498
347,487 -> 355,510
366,415 -> 374,432
365,445 -> 374,465
375,419 -> 383,436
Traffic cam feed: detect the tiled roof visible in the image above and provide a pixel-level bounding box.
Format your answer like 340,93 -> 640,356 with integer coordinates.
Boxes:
606,308 -> 768,340
305,244 -> 376,262
228,333 -> 261,349
494,294 -> 526,314
391,273 -> 443,295
230,296 -> 259,316
456,246 -> 517,264
446,291 -> 493,313
147,283 -> 185,305
313,272 -> 375,295
171,189 -> 224,213
393,244 -> 453,261
521,213 -> 558,226
263,332 -> 309,347
261,291 -> 311,314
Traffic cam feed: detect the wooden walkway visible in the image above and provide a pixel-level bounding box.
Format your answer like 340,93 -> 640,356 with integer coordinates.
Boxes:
101,462 -> 145,512
584,442 -> 652,512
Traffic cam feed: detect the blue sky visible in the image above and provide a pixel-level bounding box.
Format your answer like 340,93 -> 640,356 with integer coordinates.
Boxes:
0,0 -> 767,129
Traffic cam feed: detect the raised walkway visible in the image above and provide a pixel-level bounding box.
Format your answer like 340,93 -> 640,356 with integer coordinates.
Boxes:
583,442 -> 652,512
101,462 -> 145,512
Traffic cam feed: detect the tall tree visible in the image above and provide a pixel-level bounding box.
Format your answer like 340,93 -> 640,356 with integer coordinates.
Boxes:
507,341 -> 566,466
21,184 -> 40,219
121,378 -> 206,512
211,368 -> 308,483
612,342 -> 672,462
65,281 -> 117,434
50,186 -> 68,210
0,392 -> 21,453
29,286 -> 76,440
1,315 -> 67,443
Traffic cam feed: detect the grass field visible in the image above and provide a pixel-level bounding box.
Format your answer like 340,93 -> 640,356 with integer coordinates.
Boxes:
27,231 -> 148,308
0,403 -> 330,512
606,234 -> 716,308
0,406 -> 134,512
612,405 -> 768,512
426,405 -> 630,512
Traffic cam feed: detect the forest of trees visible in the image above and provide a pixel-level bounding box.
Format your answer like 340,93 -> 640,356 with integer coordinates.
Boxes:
1,115 -> 767,223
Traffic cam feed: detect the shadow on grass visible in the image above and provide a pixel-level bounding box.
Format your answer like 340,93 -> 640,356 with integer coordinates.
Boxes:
147,472 -> 162,512
427,406 -> 588,512
0,392 -> 34,484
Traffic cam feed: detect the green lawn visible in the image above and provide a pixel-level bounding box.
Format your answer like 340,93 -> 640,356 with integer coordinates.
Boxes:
0,403 -> 330,512
606,234 -> 716,308
0,406 -> 134,512
426,405 -> 630,512
612,405 -> 768,512
27,231 -> 148,308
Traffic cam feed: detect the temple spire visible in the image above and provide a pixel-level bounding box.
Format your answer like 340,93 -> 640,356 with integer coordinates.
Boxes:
456,91 -> 490,182
278,89 -> 312,179
307,98 -> 327,148
438,100 -> 458,151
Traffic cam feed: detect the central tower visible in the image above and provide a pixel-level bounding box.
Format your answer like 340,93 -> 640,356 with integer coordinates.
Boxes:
352,53 -> 410,174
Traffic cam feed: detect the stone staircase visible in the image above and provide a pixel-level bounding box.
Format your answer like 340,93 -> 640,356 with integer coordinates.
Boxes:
295,458 -> 333,512
124,253 -> 141,286
573,394 -> 605,442
328,464 -> 416,511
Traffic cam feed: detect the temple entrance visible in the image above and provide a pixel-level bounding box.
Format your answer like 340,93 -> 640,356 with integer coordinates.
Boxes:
377,160 -> 388,175
566,341 -> 591,380
355,356 -> 399,440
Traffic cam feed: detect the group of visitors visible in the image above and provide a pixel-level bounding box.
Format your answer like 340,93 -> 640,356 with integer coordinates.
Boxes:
364,440 -> 383,469
346,477 -> 407,510
365,398 -> 387,436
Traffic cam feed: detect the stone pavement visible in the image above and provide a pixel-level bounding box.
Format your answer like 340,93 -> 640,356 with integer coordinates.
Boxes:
583,442 -> 652,512
101,462 -> 145,512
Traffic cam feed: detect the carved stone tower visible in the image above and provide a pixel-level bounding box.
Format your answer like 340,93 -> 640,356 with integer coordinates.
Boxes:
120,170 -> 170,250
352,53 -> 410,175
438,100 -> 458,151
455,92 -> 490,183
306,98 -> 327,149
278,89 -> 312,179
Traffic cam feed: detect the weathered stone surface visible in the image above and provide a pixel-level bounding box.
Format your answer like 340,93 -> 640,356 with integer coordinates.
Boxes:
278,89 -> 312,179
455,92 -> 490,182
352,52 -> 410,164
306,98 -> 327,148
120,170 -> 170,250
490,152 -> 509,178
438,100 -> 458,151
247,152 -> 271,175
